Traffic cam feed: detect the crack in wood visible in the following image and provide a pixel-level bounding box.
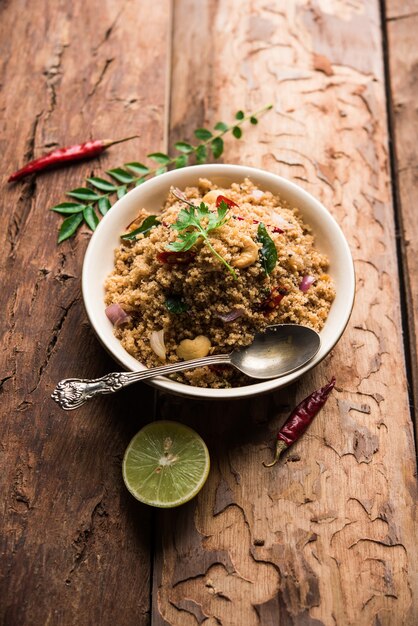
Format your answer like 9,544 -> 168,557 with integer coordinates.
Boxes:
0,375 -> 13,391
85,58 -> 114,101
92,5 -> 126,53
30,297 -> 79,393
65,498 -> 108,585
43,43 -> 68,117
169,597 -> 208,623
7,112 -> 42,256
12,465 -> 32,511
387,10 -> 418,22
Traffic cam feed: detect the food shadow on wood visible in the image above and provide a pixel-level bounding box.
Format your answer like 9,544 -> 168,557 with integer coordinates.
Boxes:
155,383 -> 295,449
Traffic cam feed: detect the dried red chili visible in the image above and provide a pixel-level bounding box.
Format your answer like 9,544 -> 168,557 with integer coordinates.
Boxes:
260,286 -> 288,315
264,377 -> 336,467
157,251 -> 196,265
8,135 -> 138,182
215,195 -> 239,209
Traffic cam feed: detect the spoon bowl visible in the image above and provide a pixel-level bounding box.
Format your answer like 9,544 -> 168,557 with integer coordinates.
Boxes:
52,325 -> 320,410
231,324 -> 321,379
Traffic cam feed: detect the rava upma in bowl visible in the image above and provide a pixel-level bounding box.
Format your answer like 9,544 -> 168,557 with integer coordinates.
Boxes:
82,164 -> 355,400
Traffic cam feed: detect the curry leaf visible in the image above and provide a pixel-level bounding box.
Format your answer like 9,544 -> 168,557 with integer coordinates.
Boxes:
121,215 -> 160,240
67,187 -> 101,201
107,168 -> 134,183
50,202 -> 85,214
98,197 -> 111,216
175,141 -> 194,154
83,206 -> 99,231
196,144 -> 207,164
175,154 -> 188,168
211,137 -> 224,159
194,128 -> 213,141
124,162 -> 150,176
86,177 -> 118,192
58,213 -> 84,243
232,126 -> 242,139
147,152 -> 170,165
257,222 -> 277,274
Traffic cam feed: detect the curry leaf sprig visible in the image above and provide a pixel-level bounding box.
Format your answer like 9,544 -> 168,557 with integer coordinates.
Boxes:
169,188 -> 237,279
50,104 -> 273,243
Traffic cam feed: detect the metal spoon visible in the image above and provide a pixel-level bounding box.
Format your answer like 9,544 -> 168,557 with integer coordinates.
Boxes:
51,324 -> 320,410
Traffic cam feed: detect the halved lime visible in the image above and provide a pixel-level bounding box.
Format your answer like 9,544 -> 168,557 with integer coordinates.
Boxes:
122,420 -> 210,508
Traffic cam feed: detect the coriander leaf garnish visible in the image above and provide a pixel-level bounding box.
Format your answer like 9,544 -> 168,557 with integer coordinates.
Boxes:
168,189 -> 237,279
168,230 -> 200,252
257,222 -> 278,274
121,215 -> 160,240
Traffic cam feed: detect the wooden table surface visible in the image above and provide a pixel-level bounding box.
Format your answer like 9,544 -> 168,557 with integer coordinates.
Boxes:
1,1 -> 418,625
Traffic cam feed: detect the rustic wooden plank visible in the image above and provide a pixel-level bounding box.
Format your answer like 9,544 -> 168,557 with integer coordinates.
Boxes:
386,0 -> 418,20
153,1 -> 418,624
385,3 -> 418,450
0,1 -> 171,624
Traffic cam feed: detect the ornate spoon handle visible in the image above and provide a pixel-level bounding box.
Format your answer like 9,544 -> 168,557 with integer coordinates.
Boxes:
51,354 -> 231,410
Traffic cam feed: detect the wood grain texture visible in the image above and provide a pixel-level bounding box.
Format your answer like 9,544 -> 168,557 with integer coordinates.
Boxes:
0,1 -> 170,624
386,0 -> 418,20
152,1 -> 418,624
386,2 -> 418,451
1,0 -> 418,624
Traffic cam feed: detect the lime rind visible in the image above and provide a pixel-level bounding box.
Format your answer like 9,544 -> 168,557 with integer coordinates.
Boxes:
122,420 -> 210,508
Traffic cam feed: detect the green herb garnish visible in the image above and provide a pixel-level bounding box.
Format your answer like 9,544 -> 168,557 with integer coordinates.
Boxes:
57,213 -> 84,244
51,104 -> 273,243
257,223 -> 278,274
165,295 -> 188,314
168,192 -> 237,279
121,215 -> 160,240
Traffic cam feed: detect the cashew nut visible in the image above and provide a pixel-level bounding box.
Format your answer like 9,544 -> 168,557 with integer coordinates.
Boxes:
176,335 -> 211,360
202,190 -> 223,205
232,236 -> 259,269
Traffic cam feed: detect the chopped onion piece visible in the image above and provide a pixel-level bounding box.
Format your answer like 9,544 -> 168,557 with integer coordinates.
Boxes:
299,275 -> 316,292
269,211 -> 292,230
150,329 -> 166,360
105,303 -> 130,327
251,189 -> 264,200
216,308 -> 245,322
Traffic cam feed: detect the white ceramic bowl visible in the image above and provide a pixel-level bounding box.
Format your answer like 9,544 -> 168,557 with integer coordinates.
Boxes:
82,164 -> 355,400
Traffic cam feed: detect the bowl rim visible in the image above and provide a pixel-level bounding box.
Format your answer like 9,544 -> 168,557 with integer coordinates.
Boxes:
82,163 -> 355,399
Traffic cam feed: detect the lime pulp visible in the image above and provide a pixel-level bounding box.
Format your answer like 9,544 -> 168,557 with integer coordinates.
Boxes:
122,420 -> 210,508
